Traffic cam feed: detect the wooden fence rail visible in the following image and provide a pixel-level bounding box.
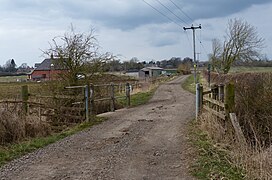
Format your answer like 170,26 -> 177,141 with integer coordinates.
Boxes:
196,83 -> 235,120
196,82 -> 247,145
0,82 -> 136,122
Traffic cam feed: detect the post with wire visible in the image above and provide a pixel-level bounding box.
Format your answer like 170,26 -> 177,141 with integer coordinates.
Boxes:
183,24 -> 202,84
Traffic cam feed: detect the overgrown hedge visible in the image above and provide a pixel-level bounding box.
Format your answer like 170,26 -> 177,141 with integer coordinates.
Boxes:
203,71 -> 272,147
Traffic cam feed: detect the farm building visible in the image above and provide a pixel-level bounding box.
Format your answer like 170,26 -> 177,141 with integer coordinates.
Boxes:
29,59 -> 66,81
124,69 -> 139,79
162,69 -> 178,76
139,67 -> 163,79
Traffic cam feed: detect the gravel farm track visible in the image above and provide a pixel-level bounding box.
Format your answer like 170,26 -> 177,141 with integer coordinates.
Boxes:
0,76 -> 195,180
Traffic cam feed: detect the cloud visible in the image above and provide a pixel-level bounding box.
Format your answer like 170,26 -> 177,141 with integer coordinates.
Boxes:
61,0 -> 272,30
0,0 -> 272,66
149,35 -> 180,47
181,0 -> 272,20
0,0 -> 271,31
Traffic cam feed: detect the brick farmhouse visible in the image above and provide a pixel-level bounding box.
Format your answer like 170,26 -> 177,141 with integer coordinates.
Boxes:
29,59 -> 66,81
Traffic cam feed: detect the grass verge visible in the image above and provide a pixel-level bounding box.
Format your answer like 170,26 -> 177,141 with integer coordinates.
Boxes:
118,89 -> 155,107
0,117 -> 105,167
182,74 -> 196,94
118,83 -> 157,108
189,120 -> 245,179
129,89 -> 155,107
181,76 -> 245,179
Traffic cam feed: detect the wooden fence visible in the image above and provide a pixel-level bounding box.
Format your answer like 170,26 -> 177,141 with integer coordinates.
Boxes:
0,82 -> 139,122
196,83 -> 235,120
196,83 -> 247,144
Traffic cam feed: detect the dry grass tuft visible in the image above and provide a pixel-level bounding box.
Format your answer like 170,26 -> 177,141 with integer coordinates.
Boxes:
199,112 -> 228,143
199,111 -> 272,179
229,142 -> 272,179
0,109 -> 25,144
0,105 -> 51,145
25,116 -> 51,138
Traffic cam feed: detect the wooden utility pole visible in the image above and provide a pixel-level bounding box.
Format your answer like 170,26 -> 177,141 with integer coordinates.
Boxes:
21,85 -> 29,114
183,24 -> 202,84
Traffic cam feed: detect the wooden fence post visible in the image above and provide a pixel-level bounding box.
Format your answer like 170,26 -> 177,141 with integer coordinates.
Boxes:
110,83 -> 115,112
90,84 -> 95,115
218,84 -> 225,102
196,83 -> 203,119
224,83 -> 235,117
84,85 -> 89,122
229,113 -> 247,145
211,84 -> 218,100
126,83 -> 131,107
21,85 -> 29,114
199,85 -> 203,110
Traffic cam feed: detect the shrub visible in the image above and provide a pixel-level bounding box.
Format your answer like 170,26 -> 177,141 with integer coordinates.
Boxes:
177,63 -> 191,75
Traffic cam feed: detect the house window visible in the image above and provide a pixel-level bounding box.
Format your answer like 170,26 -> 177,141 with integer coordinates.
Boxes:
42,74 -> 46,78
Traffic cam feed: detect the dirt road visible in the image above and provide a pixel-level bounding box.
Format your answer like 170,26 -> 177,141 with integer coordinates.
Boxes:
0,76 -> 195,180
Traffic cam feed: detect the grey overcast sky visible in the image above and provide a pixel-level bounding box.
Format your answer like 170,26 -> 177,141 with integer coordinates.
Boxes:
0,0 -> 272,66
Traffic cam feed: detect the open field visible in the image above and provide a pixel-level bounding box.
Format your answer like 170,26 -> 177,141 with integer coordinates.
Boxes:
229,66 -> 272,73
0,75 -> 28,83
0,82 -> 43,99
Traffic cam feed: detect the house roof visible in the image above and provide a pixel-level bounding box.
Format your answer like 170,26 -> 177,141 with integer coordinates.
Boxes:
140,67 -> 163,71
35,59 -> 65,71
147,67 -> 163,70
34,63 -> 41,68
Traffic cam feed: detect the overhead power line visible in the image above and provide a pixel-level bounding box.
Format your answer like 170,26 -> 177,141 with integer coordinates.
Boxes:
168,0 -> 194,23
142,0 -> 206,61
154,0 -> 189,25
198,36 -> 209,58
142,0 -> 183,28
196,29 -> 209,58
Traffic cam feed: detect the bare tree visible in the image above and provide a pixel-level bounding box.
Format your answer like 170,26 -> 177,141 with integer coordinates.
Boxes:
44,25 -> 113,85
221,19 -> 265,73
4,59 -> 17,72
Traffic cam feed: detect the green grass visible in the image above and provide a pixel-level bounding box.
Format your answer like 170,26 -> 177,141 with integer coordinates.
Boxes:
130,89 -> 155,106
182,74 -> 196,94
0,117 -> 105,167
189,121 -> 245,179
118,89 -> 155,107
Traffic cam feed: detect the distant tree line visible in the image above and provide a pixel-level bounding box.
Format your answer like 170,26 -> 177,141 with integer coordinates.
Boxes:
0,59 -> 32,74
103,57 -> 194,72
0,59 -> 17,72
232,58 -> 272,67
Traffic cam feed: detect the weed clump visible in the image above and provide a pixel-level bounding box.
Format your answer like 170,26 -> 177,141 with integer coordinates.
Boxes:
0,110 -> 25,144
0,107 -> 51,145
